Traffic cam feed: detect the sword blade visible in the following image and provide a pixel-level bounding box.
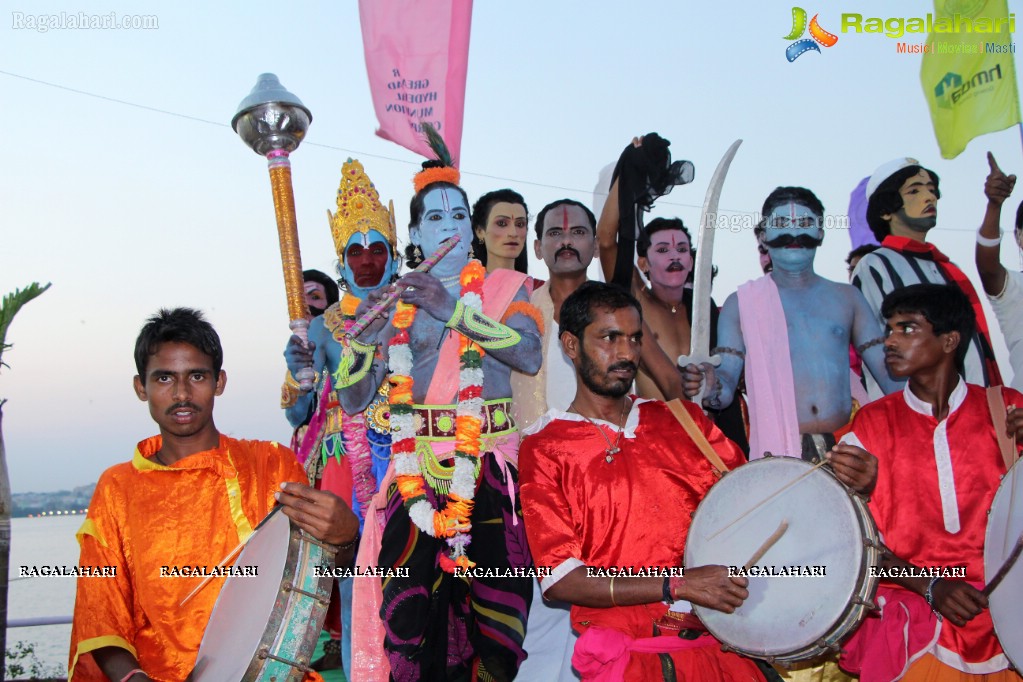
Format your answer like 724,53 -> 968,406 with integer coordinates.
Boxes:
688,139 -> 742,359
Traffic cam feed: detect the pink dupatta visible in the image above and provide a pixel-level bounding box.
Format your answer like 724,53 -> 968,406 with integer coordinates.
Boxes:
737,276 -> 801,459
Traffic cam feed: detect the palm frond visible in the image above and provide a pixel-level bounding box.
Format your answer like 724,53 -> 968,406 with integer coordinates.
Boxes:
0,282 -> 51,371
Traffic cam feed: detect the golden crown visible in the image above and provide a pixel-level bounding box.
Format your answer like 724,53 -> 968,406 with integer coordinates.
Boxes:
328,159 -> 397,259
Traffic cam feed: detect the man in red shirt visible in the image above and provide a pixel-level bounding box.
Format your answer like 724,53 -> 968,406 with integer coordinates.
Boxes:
839,284 -> 1023,681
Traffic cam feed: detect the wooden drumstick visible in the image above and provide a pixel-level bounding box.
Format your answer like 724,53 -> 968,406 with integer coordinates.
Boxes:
708,459 -> 829,540
983,529 -> 1023,597
179,506 -> 283,607
743,520 -> 789,570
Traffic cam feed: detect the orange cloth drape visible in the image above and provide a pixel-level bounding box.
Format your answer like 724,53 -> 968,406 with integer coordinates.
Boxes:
69,435 -> 307,682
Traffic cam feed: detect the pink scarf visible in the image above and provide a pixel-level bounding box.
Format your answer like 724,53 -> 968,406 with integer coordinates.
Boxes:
571,625 -> 717,681
839,586 -> 940,682
737,276 -> 801,459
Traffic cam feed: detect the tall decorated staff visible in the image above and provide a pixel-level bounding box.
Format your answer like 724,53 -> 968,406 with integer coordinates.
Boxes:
281,158 -> 400,680
233,73 -> 316,390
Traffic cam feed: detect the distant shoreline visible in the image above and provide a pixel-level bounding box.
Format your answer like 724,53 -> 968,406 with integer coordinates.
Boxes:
11,483 -> 94,518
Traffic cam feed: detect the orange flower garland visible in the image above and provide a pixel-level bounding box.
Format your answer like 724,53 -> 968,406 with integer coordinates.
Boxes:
389,260 -> 487,572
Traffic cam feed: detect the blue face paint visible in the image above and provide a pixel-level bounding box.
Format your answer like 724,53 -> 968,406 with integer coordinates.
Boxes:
411,187 -> 473,269
764,202 -> 823,272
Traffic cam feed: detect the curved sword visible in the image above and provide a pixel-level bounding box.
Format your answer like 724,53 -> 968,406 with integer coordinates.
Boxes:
678,139 -> 742,407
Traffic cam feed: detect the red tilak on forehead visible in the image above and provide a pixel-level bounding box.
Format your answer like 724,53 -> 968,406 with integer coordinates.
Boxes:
562,206 -> 569,231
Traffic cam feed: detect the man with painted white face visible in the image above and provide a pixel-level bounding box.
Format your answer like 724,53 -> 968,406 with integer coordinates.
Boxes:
975,153 -> 1023,391
516,202 -> 709,429
511,199 -> 599,439
852,157 -> 1004,388
597,137 -> 749,451
684,187 -> 898,466
340,157 -> 542,681
281,159 -> 400,678
509,198 -> 599,681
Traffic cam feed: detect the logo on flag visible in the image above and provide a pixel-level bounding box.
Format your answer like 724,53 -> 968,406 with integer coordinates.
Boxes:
933,66 -> 1007,109
920,0 -> 1020,158
784,7 -> 839,62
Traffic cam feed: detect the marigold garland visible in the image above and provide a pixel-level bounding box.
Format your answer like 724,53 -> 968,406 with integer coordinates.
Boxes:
389,260 -> 487,572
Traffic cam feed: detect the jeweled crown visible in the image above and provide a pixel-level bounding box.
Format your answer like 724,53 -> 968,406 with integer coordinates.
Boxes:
328,159 -> 397,259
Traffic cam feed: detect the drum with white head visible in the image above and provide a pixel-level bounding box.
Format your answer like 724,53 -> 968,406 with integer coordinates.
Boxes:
685,456 -> 880,663
192,507 -> 336,681
984,455 -> 1023,670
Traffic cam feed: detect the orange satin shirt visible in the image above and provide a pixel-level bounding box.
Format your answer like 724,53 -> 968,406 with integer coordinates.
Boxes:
69,434 -> 307,682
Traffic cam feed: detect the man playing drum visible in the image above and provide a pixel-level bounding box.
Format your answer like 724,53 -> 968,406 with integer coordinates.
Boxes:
838,284 -> 1023,681
69,308 -> 359,682
519,282 -> 780,681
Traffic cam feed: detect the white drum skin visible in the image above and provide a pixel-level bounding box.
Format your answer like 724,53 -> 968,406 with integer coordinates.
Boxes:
685,457 -> 880,663
984,456 -> 1023,671
193,507 -> 335,682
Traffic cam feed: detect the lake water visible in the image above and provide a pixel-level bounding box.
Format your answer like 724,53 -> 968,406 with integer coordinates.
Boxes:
6,515 -> 81,677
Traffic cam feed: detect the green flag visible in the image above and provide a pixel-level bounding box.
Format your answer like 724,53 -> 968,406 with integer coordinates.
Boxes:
920,0 -> 1021,159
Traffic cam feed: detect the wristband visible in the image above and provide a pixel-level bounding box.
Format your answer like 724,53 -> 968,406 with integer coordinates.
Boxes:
924,576 -> 943,621
445,301 -> 521,350
977,230 -> 1003,247
445,300 -> 466,329
337,533 -> 360,553
668,575 -> 687,602
662,576 -> 674,603
119,669 -> 146,682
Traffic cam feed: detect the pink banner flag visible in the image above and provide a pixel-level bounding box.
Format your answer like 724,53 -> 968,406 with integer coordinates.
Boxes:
359,0 -> 472,163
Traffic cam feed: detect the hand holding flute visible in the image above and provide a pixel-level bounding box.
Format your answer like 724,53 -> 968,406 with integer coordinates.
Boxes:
346,234 -> 462,339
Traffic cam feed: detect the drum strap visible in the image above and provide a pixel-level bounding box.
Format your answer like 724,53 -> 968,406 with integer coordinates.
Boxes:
986,386 -> 1018,470
666,399 -> 730,475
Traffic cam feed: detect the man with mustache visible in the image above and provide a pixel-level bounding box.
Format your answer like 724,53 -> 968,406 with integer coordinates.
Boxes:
513,200 -> 703,429
837,283 -> 1023,681
685,186 -> 898,466
683,187 -> 898,680
852,157 -> 1004,389
509,198 -> 597,681
511,199 -> 691,678
597,137 -> 749,452
70,308 -> 357,682
519,282 -> 766,681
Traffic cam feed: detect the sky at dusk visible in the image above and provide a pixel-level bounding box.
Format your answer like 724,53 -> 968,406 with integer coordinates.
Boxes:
2,0 -> 1021,493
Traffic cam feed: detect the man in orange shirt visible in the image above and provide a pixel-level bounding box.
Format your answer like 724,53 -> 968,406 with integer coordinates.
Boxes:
69,308 -> 359,682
